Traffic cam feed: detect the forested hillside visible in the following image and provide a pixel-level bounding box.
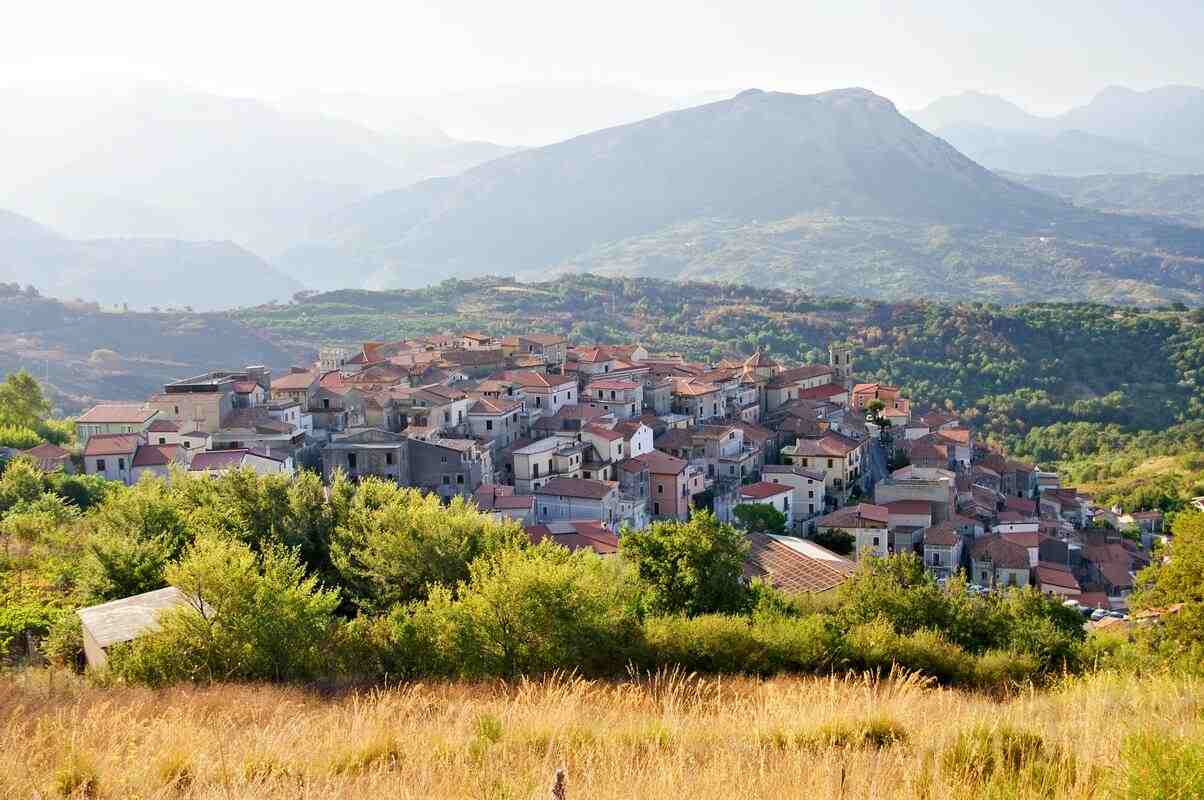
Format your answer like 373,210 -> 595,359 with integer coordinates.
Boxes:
234,275 -> 1204,457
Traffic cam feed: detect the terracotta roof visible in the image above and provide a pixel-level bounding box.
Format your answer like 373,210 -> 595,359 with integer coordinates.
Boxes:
189,449 -> 280,471
789,432 -> 861,457
654,428 -> 694,451
744,533 -> 856,593
534,477 -> 618,500
21,442 -> 70,460
131,444 -> 178,468
474,485 -> 534,512
271,370 -> 318,391
586,378 -> 640,391
670,378 -> 720,397
936,428 -> 972,446
503,370 -> 574,390
883,500 -> 933,515
741,481 -> 792,500
1005,497 -> 1038,515
1035,563 -> 1080,590
766,365 -> 835,388
795,384 -> 849,401
627,449 -> 687,475
146,419 -> 179,433
77,404 -> 155,425
469,397 -> 522,415
584,424 -> 624,442
1078,592 -> 1111,610
231,381 -> 259,394
970,536 -> 1030,570
923,522 -> 962,547
816,503 -> 889,529
84,433 -> 142,457
526,522 -> 618,554
743,351 -> 778,368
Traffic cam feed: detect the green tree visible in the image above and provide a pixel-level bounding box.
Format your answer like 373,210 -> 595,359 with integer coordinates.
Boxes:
733,503 -> 787,534
80,478 -> 191,602
620,510 -> 750,616
0,371 -> 50,430
811,528 -> 855,556
402,543 -> 643,678
331,479 -> 524,612
110,536 -> 341,685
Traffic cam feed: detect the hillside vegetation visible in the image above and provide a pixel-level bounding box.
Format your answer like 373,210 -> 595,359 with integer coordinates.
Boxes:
234,275 -> 1204,454
2,669 -> 1201,799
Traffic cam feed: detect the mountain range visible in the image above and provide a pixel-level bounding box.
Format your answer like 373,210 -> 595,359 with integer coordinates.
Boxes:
0,85 -> 516,259
281,88 -> 1204,304
909,86 -> 1204,174
5,83 -> 1204,308
0,209 -> 300,310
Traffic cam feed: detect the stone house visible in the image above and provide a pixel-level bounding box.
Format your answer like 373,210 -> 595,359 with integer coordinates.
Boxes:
532,478 -> 621,529
75,404 -> 159,448
322,428 -> 408,483
814,503 -> 890,560
738,481 -> 795,529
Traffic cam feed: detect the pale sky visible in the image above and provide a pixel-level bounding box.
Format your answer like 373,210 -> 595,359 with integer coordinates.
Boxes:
4,0 -> 1202,118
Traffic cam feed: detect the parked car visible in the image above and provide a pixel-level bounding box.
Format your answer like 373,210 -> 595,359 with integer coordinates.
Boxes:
1090,608 -> 1109,622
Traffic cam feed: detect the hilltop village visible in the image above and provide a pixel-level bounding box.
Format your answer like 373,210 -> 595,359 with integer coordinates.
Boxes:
28,331 -> 1157,616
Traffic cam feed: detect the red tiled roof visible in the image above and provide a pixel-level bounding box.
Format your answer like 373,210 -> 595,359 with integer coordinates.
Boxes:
743,533 -> 856,594
131,444 -> 178,468
1035,563 -> 1080,590
790,432 -> 861,457
469,397 -> 522,415
503,370 -> 574,390
816,503 -> 889,529
741,481 -> 792,500
84,433 -> 142,457
586,378 -> 640,391
271,371 -> 317,391
796,384 -> 848,401
630,450 -> 687,475
584,424 -> 624,442
22,443 -> 70,460
970,536 -> 1030,570
883,500 -> 932,515
526,522 -> 618,554
146,419 -> 179,433
534,477 -> 618,500
77,404 -> 155,424
923,522 -> 962,546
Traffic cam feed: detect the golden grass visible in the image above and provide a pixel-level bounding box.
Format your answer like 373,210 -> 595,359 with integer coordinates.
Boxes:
0,667 -> 1199,799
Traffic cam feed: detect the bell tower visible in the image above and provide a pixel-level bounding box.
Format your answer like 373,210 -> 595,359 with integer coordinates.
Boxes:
828,343 -> 853,386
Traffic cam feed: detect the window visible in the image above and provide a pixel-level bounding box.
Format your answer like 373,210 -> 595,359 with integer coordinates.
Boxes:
158,437 -> 166,445
118,458 -> 126,470
783,497 -> 789,510
96,459 -> 106,471
808,503 -> 814,514
872,536 -> 880,547
533,463 -> 540,478
323,398 -> 331,409
535,396 -> 542,407
385,453 -> 394,466
457,474 -> 464,485
442,474 -> 450,485
657,483 -> 664,495
828,458 -> 834,468
584,471 -> 591,479
486,420 -> 493,431
653,502 -> 660,515
347,453 -> 357,469
441,455 -> 448,463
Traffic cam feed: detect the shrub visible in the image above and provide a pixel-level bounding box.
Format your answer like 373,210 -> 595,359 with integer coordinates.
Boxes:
109,537 -> 341,685
1121,730 -> 1204,799
43,612 -> 85,671
642,615 -> 770,674
943,725 -> 1074,790
845,620 -> 975,684
0,424 -> 41,450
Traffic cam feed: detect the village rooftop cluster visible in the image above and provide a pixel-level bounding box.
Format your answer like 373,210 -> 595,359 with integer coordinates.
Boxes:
24,331 -> 1163,617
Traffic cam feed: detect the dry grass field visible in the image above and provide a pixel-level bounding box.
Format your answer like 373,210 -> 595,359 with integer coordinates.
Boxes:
1,668 -> 1200,799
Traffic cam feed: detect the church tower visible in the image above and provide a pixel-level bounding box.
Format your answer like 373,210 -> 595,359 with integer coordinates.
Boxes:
829,343 -> 853,386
